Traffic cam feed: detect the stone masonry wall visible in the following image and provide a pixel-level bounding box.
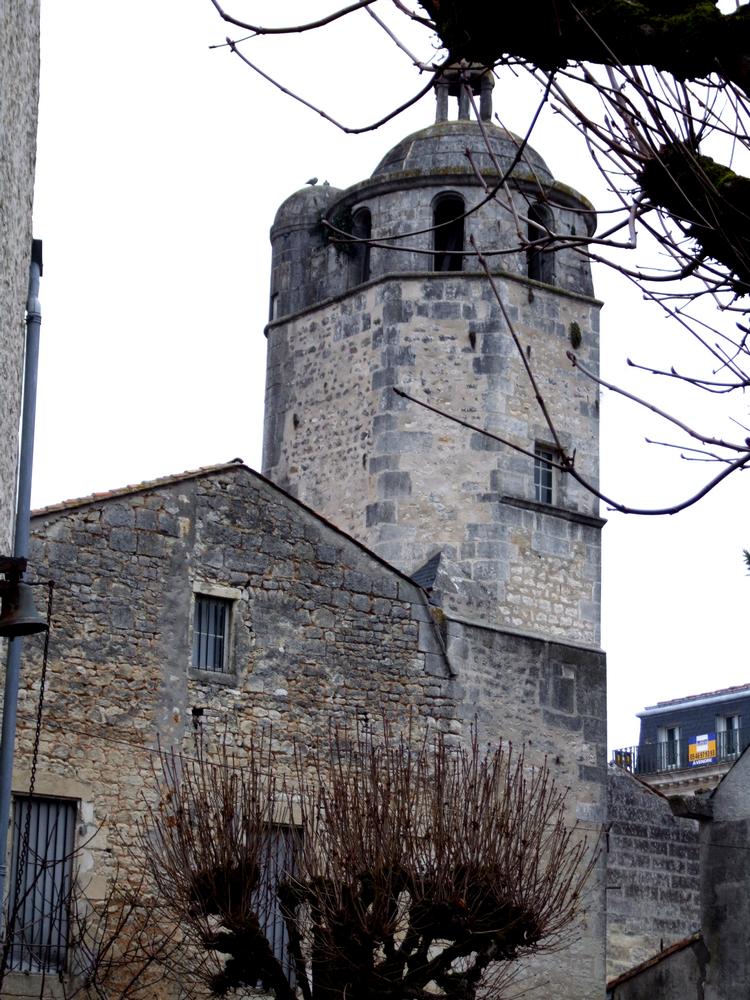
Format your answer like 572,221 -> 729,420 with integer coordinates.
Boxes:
14,463 -> 607,998
269,122 -> 596,320
0,0 -> 40,552
19,465 -> 454,997
264,271 -> 602,644
609,937 -> 706,1000
447,619 -> 608,998
701,750 -> 750,1000
606,765 -> 700,980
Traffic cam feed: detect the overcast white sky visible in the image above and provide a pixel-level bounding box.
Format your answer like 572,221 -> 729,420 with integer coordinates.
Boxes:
32,2 -> 749,752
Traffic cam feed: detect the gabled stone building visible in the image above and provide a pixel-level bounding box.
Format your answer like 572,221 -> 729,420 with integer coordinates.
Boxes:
7,74 -> 609,998
11,459 -> 607,997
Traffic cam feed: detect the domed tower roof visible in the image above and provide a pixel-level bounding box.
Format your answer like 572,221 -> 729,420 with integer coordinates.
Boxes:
272,183 -> 342,234
372,119 -> 553,186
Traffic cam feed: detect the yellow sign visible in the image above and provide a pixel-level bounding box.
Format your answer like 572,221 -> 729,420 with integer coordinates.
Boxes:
688,733 -> 716,767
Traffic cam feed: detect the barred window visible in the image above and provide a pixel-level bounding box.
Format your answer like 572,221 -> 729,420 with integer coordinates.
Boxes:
534,446 -> 556,505
8,796 -> 76,973
192,594 -> 230,672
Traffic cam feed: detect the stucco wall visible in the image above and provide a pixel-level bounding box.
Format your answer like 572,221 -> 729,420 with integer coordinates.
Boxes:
264,271 -> 602,644
606,765 -> 700,979
0,0 -> 40,552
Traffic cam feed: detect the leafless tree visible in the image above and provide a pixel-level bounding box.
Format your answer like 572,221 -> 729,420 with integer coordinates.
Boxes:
139,723 -> 596,1000
57,871 -> 182,1000
207,1 -> 750,513
0,836 -> 178,1000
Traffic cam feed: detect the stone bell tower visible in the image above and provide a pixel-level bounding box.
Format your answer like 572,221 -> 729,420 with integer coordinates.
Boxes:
262,69 -> 603,647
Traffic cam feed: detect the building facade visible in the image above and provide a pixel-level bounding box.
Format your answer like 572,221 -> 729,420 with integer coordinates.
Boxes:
605,764 -> 700,980
0,0 -> 40,551
613,683 -> 750,796
6,77 -> 609,998
8,460 -> 607,997
608,747 -> 750,1000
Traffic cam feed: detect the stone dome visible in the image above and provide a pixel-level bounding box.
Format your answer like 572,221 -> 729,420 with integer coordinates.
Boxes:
372,120 -> 553,185
272,183 -> 342,233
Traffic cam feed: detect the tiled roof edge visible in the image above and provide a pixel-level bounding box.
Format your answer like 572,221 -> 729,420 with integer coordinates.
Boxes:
606,932 -> 702,990
31,460 -> 247,517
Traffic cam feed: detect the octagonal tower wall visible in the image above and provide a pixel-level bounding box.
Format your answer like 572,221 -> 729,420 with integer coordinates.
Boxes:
264,117 -> 603,646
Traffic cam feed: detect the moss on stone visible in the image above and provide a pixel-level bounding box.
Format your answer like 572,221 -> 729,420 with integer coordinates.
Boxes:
639,143 -> 750,293
417,0 -> 747,86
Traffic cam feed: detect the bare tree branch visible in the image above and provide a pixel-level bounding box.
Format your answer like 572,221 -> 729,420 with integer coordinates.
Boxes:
209,0 -> 380,36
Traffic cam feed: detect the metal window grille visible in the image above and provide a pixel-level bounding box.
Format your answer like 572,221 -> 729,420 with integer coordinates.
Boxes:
253,826 -> 302,985
8,796 -> 76,973
192,595 -> 230,672
534,447 -> 555,504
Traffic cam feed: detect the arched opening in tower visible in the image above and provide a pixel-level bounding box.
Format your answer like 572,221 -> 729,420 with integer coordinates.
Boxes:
527,203 -> 555,284
350,207 -> 372,286
433,193 -> 465,272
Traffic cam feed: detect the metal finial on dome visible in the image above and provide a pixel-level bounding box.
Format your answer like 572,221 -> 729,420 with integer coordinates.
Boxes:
434,64 -> 494,124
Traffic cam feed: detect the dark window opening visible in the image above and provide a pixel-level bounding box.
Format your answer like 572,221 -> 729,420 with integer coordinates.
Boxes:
253,826 -> 302,985
350,208 -> 372,286
718,714 -> 741,756
433,194 -> 465,272
527,203 -> 555,284
9,796 -> 76,973
270,292 -> 279,321
657,725 -> 681,769
193,595 -> 230,672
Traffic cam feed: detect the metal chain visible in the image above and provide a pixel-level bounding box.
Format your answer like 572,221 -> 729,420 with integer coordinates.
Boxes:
0,580 -> 54,983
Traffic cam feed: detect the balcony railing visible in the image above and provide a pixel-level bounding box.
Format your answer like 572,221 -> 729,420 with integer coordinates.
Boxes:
612,729 -> 748,776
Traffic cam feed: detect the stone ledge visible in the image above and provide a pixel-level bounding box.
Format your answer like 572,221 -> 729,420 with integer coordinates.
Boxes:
265,268 -> 603,333
4,972 -> 67,998
187,667 -> 238,688
500,494 -> 606,529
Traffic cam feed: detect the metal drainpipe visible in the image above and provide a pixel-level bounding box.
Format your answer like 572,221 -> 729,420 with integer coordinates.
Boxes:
0,239 -> 43,911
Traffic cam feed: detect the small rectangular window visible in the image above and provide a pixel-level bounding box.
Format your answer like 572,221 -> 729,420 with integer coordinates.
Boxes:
192,595 -> 230,672
717,714 -> 741,757
657,725 -> 681,769
8,796 -> 76,973
534,446 -> 555,505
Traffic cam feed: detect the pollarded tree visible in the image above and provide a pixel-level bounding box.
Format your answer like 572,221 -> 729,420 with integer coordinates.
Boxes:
140,724 -> 596,1000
